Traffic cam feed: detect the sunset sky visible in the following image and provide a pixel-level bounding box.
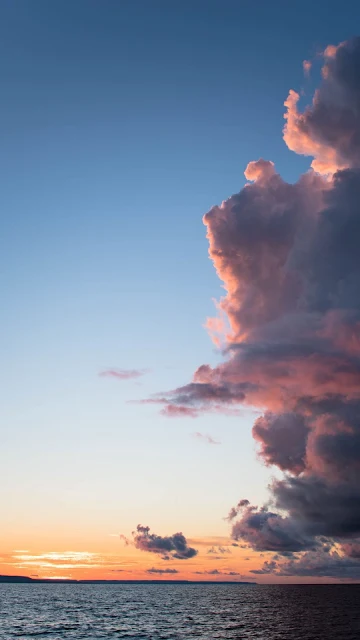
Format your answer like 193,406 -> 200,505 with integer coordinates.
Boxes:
3,1 -> 360,583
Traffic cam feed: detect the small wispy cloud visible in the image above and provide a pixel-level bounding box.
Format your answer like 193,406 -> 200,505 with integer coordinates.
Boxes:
162,405 -> 198,418
194,432 -> 221,445
13,551 -> 95,562
193,569 -> 241,576
302,59 -> 312,76
207,546 -> 231,555
146,567 -> 179,574
99,368 -> 150,381
9,551 -> 130,572
187,537 -> 232,548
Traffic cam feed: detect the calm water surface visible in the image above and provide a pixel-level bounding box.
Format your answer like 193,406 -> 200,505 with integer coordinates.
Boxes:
0,584 -> 359,639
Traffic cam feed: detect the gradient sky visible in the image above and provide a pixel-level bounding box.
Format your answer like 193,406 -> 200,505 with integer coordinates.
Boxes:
2,0 -> 360,583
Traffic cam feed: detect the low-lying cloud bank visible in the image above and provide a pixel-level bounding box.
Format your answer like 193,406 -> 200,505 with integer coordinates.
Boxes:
148,38 -> 360,580
146,567 -> 179,574
194,569 -> 241,576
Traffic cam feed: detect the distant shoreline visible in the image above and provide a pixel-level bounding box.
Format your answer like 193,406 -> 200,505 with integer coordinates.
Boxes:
0,574 -> 254,585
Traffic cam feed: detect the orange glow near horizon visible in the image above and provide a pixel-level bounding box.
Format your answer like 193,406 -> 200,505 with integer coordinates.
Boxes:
0,537 -> 345,584
0,536 -> 264,582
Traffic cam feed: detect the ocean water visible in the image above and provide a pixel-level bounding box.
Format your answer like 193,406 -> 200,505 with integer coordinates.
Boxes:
0,583 -> 359,639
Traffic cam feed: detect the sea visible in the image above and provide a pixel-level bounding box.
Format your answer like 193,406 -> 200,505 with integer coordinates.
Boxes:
0,583 -> 359,639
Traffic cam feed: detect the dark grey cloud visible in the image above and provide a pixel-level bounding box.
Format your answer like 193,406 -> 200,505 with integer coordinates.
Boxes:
252,412 -> 309,474
276,550 -> 360,579
230,502 -> 317,553
254,540 -> 360,578
130,525 -> 198,560
273,476 -> 360,538
251,560 -> 278,575
155,381 -> 253,416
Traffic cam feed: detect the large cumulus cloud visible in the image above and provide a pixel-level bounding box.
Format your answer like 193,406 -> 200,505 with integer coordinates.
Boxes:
148,38 -> 360,580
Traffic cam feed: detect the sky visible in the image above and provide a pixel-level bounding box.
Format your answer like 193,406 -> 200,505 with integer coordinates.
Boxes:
2,1 -> 360,583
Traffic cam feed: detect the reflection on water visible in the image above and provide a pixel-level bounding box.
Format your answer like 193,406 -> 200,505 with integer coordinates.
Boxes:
0,583 -> 359,639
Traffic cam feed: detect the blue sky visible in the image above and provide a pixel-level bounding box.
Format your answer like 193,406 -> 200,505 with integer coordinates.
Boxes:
2,1 -> 360,551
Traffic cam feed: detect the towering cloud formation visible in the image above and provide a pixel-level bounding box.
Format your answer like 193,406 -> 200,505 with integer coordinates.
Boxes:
152,38 -> 360,579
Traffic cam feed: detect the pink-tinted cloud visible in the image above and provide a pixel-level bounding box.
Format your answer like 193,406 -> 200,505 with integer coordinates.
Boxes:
194,432 -> 221,445
99,368 -> 150,380
244,158 -> 276,183
161,405 -> 198,418
147,38 -> 360,579
284,39 -> 360,174
323,43 -> 341,59
283,90 -> 340,175
302,59 -> 312,76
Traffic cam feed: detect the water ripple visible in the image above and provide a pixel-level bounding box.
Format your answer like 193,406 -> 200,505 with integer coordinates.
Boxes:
0,584 -> 359,639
